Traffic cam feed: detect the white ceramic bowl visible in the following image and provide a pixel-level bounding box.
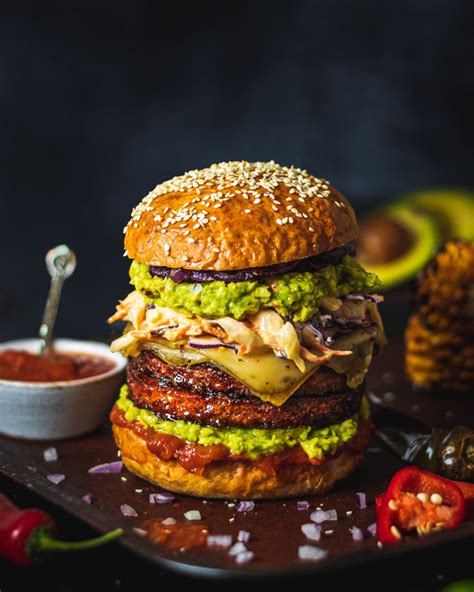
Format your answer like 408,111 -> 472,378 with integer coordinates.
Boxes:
0,338 -> 127,440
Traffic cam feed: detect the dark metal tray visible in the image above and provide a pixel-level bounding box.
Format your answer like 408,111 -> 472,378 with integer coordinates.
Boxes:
0,340 -> 473,578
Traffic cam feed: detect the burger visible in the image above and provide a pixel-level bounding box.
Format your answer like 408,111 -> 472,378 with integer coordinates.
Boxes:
108,161 -> 385,499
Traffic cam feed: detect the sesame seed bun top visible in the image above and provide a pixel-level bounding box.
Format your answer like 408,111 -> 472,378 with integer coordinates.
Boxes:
124,161 -> 357,271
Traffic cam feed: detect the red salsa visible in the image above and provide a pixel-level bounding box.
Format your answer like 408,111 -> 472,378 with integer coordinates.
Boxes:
0,349 -> 115,382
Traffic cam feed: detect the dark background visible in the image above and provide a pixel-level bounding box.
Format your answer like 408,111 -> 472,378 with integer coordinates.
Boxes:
1,0 -> 474,340
1,3 -> 474,588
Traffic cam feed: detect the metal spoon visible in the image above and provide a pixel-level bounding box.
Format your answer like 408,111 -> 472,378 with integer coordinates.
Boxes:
38,244 -> 77,354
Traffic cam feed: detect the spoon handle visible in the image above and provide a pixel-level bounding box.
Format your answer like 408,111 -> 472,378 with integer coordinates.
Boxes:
38,244 -> 77,355
39,275 -> 65,354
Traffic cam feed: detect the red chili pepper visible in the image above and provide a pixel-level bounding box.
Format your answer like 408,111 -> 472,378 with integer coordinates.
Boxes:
376,466 -> 465,545
456,481 -> 474,518
0,493 -> 122,566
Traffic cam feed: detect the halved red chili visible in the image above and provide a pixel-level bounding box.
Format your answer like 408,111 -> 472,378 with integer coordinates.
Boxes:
376,466 -> 465,544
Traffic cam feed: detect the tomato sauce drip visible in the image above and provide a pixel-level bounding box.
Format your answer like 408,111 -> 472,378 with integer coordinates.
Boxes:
141,519 -> 208,550
0,349 -> 115,382
110,405 -> 373,475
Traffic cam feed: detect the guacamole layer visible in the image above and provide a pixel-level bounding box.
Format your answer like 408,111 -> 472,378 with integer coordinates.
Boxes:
129,256 -> 380,322
116,384 -> 365,460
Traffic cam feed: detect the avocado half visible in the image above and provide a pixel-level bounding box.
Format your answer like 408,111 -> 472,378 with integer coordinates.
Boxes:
356,206 -> 440,290
400,189 -> 474,241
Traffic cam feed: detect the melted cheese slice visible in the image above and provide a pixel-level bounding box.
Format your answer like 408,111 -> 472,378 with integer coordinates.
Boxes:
142,340 -> 319,406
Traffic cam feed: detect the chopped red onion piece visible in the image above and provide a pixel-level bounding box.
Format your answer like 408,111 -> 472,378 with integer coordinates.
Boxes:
297,501 -> 310,511
367,522 -> 377,536
88,461 -> 123,474
347,293 -> 384,304
120,504 -> 138,517
298,545 -> 328,561
236,501 -> 255,512
207,534 -> 233,548
133,528 -> 146,536
149,492 -> 175,504
301,523 -> 321,541
43,447 -> 58,462
82,493 -> 92,504
184,510 -> 202,521
310,509 -> 338,523
47,473 -> 65,485
228,542 -> 247,557
351,526 -> 364,541
235,551 -> 254,565
356,492 -> 367,509
161,517 -> 177,526
237,530 -> 251,543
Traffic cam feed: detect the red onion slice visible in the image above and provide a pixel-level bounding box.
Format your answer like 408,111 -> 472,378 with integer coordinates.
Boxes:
367,522 -> 377,537
236,501 -> 255,512
120,504 -> 138,517
351,526 -> 364,541
148,241 -> 356,284
347,293 -> 383,304
184,510 -> 202,521
310,509 -> 338,523
161,517 -> 176,526
301,523 -> 322,541
237,530 -> 251,543
88,461 -> 123,474
356,492 -> 367,509
47,473 -> 65,485
297,501 -> 310,511
82,493 -> 92,504
149,492 -> 175,504
207,534 -> 233,548
298,545 -> 328,561
228,542 -> 247,557
43,447 -> 58,462
235,551 -> 254,565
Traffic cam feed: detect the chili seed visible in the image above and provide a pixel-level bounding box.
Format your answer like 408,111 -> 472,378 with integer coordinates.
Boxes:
416,493 -> 429,503
390,525 -> 401,540
388,499 -> 399,511
430,493 -> 443,505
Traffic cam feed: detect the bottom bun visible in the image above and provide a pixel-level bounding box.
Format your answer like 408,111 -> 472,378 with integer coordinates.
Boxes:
113,424 -> 366,500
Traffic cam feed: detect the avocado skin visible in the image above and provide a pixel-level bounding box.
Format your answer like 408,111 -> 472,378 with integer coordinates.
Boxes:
401,189 -> 474,241
357,206 -> 440,290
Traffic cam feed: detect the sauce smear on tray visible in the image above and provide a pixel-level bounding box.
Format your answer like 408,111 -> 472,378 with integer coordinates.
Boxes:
0,349 -> 115,382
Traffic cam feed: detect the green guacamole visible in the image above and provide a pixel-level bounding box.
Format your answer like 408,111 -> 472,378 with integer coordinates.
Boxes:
116,384 -> 361,460
129,256 -> 380,322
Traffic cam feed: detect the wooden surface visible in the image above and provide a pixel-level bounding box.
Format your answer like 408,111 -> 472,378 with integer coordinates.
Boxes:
0,288 -> 473,587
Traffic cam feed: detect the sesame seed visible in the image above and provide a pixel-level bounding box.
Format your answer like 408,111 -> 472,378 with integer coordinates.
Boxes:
186,237 -> 195,243
182,256 -> 189,262
272,205 -> 278,211
309,227 -> 315,232
212,247 -> 220,253
128,161 -> 328,233
244,209 -> 251,214
164,243 -> 170,252
193,223 -> 200,229
276,219 -> 283,225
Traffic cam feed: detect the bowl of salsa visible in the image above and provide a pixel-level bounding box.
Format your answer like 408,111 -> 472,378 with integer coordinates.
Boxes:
0,338 -> 127,440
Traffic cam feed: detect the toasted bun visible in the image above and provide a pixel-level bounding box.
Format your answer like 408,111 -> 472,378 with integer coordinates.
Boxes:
113,424 -> 365,500
124,161 -> 357,271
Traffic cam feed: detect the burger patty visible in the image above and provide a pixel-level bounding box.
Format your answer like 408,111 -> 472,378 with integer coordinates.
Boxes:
131,349 -> 348,399
126,350 -> 363,429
